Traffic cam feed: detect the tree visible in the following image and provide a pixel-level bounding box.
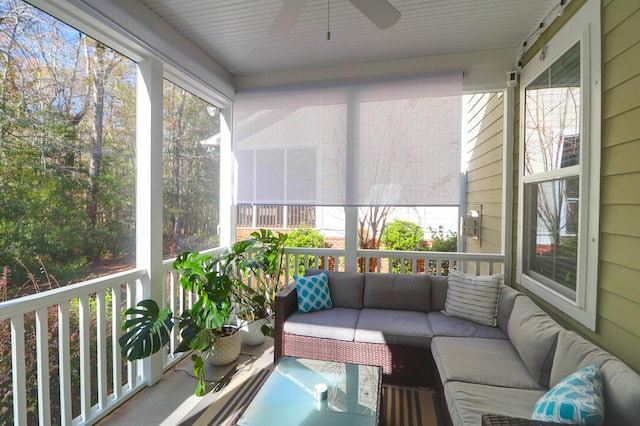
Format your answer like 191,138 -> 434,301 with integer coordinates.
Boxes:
358,206 -> 392,271
162,81 -> 220,256
0,0 -> 137,285
84,38 -> 123,230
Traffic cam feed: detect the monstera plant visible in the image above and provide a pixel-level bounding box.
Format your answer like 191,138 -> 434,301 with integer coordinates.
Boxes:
232,229 -> 288,340
119,230 -> 287,396
120,250 -> 236,395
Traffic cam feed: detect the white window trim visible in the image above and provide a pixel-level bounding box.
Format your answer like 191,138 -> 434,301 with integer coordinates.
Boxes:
517,0 -> 601,331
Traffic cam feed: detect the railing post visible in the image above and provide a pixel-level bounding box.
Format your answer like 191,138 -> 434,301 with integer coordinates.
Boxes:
283,205 -> 288,229
345,207 -> 358,272
136,56 -> 165,385
11,315 -> 27,426
35,307 -> 51,424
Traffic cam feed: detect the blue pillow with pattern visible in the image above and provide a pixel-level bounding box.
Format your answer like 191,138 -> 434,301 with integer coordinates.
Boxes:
295,272 -> 333,313
532,364 -> 604,425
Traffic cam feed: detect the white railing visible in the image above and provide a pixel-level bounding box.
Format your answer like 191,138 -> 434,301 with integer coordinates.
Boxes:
282,247 -> 505,280
282,247 -> 347,282
356,249 -> 505,276
0,246 -> 230,426
1,246 -> 504,425
0,268 -> 146,426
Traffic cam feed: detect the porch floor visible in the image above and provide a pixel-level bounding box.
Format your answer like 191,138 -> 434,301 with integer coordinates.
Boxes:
100,337 -> 443,425
98,338 -> 275,426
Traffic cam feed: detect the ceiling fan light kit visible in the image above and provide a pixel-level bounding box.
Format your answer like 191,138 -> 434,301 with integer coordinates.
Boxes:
269,0 -> 401,37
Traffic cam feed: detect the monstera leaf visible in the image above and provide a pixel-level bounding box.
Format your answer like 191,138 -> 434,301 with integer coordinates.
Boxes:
119,299 -> 174,361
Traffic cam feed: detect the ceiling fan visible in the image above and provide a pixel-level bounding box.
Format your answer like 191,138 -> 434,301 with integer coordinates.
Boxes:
270,0 -> 401,36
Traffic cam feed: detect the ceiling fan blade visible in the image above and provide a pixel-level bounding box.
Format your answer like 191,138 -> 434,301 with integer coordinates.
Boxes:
269,0 -> 309,36
348,0 -> 401,30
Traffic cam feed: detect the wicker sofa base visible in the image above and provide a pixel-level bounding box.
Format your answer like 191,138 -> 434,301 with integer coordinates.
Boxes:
278,332 -> 433,387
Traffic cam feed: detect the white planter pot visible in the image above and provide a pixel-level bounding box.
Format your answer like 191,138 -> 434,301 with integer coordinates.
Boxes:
238,317 -> 269,346
209,328 -> 241,366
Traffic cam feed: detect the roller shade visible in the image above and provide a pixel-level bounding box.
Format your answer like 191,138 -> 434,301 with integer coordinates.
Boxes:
233,71 -> 462,206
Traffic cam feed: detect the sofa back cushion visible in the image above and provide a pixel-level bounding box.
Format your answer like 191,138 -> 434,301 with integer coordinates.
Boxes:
550,331 -> 640,426
430,276 -> 448,311
305,269 -> 364,309
507,297 -> 563,388
363,273 -> 430,312
497,284 -> 523,333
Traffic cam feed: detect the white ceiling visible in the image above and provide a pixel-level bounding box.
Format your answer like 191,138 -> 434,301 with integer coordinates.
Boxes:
136,0 -> 558,78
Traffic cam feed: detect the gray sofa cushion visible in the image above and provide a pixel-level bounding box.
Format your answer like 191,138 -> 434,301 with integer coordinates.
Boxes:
497,284 -> 523,333
284,307 -> 359,341
305,269 -> 364,309
507,297 -> 563,388
362,272 -> 430,312
428,312 -> 508,340
550,331 -> 615,387
354,308 -> 432,347
431,336 -> 544,390
444,381 -> 546,426
430,275 -> 448,311
550,331 -> 640,426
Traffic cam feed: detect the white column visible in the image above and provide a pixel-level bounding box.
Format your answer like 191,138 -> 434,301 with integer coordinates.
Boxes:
219,107 -> 235,247
136,56 -> 164,385
502,86 -> 514,283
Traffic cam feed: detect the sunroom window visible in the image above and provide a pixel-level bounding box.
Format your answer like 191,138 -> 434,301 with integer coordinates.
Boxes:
517,0 -> 600,330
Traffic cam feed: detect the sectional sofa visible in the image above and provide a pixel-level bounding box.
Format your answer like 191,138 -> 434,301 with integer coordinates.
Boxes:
273,270 -> 640,425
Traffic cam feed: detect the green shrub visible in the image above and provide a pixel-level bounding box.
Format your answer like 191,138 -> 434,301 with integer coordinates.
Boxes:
285,225 -> 325,275
381,220 -> 424,273
381,220 -> 424,251
427,226 -> 457,252
426,226 -> 458,275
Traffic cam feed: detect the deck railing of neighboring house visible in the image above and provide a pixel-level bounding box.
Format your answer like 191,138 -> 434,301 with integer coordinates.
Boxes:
237,205 -> 316,229
1,246 -> 503,425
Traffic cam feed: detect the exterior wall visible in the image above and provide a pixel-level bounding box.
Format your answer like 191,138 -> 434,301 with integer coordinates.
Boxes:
513,0 -> 640,372
463,93 -> 504,256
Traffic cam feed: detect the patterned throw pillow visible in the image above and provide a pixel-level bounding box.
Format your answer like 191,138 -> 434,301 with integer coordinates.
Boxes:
532,365 -> 604,425
443,270 -> 502,326
295,272 -> 333,313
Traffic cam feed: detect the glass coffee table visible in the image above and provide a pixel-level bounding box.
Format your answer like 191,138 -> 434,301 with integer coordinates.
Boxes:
234,356 -> 382,426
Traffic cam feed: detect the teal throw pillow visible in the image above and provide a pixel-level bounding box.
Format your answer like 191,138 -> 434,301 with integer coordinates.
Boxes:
531,364 -> 604,425
295,272 -> 333,313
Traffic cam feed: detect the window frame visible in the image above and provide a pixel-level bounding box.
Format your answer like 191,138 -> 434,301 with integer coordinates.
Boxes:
517,0 -> 601,331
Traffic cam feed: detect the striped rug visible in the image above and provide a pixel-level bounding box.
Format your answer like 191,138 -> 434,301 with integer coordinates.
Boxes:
381,385 -> 437,426
182,369 -> 437,426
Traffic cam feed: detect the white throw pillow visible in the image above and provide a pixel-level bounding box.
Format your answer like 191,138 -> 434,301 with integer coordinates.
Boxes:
443,270 -> 502,326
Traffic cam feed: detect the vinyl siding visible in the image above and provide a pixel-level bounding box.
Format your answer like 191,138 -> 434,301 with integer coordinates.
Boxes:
586,0 -> 640,371
463,92 -> 503,260
513,0 -> 640,372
